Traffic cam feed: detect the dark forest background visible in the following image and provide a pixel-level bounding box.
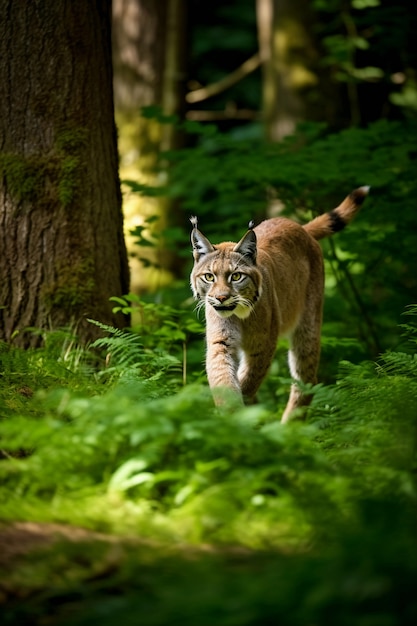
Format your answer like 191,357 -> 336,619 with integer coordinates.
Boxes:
114,0 -> 417,366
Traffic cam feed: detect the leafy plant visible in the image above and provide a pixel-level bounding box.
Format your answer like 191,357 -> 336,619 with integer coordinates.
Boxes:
109,293 -> 205,385
88,318 -> 181,389
0,306 -> 416,625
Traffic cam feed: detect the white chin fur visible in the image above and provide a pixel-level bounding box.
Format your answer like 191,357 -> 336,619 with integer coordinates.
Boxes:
213,308 -> 236,319
212,303 -> 252,320
234,303 -> 252,319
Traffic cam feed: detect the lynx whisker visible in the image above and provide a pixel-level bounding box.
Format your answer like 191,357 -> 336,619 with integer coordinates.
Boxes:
238,297 -> 255,312
194,300 -> 206,317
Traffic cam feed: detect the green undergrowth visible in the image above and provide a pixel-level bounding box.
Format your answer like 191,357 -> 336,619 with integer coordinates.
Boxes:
0,307 -> 416,625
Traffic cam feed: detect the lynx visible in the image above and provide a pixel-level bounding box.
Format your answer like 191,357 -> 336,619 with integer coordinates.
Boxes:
190,187 -> 369,422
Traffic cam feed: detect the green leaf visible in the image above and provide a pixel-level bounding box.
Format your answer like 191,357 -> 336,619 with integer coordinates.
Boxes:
108,458 -> 152,492
352,0 -> 380,8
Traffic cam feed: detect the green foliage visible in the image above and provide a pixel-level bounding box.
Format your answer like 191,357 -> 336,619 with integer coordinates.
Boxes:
0,306 -> 416,624
164,118 -> 416,225
188,0 -> 417,128
0,309 -> 416,624
109,293 -> 205,384
167,0 -> 416,362
134,115 -> 416,355
188,0 -> 259,111
127,214 -> 163,270
87,317 -> 182,389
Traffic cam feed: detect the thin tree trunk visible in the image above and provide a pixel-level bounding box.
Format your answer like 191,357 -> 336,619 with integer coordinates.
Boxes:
0,0 -> 129,347
257,0 -> 343,140
112,0 -> 187,291
113,0 -> 166,110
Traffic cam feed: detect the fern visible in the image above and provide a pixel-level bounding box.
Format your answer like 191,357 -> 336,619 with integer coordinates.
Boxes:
377,351 -> 417,378
1,304 -> 416,626
88,319 -> 147,367
398,304 -> 417,347
87,319 -> 181,385
376,305 -> 417,377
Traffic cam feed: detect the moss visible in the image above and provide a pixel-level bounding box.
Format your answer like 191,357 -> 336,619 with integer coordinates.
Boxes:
55,127 -> 88,154
0,154 -> 44,202
57,156 -> 81,206
42,258 -> 95,312
55,126 -> 89,207
0,126 -> 89,208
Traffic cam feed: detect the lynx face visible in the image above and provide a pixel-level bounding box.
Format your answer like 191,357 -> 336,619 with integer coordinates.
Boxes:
192,253 -> 262,319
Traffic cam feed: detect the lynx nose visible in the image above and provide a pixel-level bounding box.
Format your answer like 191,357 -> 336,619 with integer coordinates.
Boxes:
216,295 -> 229,303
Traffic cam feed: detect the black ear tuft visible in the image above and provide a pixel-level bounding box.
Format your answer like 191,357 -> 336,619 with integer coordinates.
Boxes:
190,222 -> 215,262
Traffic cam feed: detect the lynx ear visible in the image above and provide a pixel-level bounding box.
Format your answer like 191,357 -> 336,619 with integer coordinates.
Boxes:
190,216 -> 215,262
233,226 -> 257,264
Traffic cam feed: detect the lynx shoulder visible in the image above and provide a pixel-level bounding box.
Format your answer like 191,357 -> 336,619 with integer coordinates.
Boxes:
190,187 -> 369,422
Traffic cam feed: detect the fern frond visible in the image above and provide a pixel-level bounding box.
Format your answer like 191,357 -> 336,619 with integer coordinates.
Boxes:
377,351 -> 417,378
88,319 -> 145,368
87,319 -> 181,388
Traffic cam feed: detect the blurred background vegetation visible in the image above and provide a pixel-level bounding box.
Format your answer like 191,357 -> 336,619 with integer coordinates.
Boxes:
114,0 -> 417,371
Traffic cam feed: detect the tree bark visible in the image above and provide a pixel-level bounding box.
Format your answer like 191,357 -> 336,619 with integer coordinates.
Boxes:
257,0 -> 344,141
112,0 -> 187,291
0,0 -> 130,347
112,0 -> 167,111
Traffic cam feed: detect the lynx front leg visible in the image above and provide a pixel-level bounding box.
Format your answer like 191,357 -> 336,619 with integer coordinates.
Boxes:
206,337 -> 244,406
238,348 -> 275,404
281,320 -> 321,424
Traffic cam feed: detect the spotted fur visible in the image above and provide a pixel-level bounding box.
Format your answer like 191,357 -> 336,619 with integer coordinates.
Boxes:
190,187 -> 369,422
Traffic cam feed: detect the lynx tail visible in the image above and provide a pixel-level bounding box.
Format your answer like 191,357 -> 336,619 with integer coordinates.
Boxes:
303,186 -> 370,241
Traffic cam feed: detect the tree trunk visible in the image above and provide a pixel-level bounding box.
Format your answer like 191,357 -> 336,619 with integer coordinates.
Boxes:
112,0 -> 167,111
257,0 -> 344,140
112,0 -> 187,292
0,0 -> 129,347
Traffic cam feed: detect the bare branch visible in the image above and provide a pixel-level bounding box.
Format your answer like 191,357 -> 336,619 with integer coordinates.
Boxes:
186,53 -> 261,104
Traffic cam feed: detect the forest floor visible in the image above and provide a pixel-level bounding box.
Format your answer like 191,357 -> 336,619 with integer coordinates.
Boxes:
0,521 -> 128,565
0,520 -> 247,564
0,521 -> 260,626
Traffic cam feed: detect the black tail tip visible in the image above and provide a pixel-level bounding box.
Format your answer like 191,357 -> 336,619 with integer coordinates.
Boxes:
351,185 -> 370,205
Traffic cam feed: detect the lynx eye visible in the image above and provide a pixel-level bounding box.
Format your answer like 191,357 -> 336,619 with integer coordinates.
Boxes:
230,272 -> 243,282
203,273 -> 215,282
